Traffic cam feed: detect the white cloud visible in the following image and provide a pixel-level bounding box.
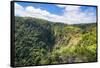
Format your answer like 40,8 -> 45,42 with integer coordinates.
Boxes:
56,5 -> 66,8
15,3 -> 65,23
15,3 -> 23,10
15,3 -> 96,24
56,5 -> 96,24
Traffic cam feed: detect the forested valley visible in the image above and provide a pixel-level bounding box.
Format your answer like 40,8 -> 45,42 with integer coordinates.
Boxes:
15,16 -> 97,66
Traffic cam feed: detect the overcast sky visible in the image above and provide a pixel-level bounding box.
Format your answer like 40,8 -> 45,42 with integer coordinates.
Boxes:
15,2 -> 97,24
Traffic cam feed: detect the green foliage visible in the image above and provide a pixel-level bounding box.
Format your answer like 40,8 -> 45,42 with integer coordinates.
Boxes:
15,16 -> 97,66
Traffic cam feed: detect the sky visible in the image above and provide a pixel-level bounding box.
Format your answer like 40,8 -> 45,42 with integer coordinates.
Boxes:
15,2 -> 97,24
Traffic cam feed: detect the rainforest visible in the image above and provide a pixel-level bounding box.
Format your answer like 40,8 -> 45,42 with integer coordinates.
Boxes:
15,16 -> 97,66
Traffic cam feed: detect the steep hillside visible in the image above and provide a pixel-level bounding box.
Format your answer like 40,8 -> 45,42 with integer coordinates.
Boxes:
14,16 -> 97,66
